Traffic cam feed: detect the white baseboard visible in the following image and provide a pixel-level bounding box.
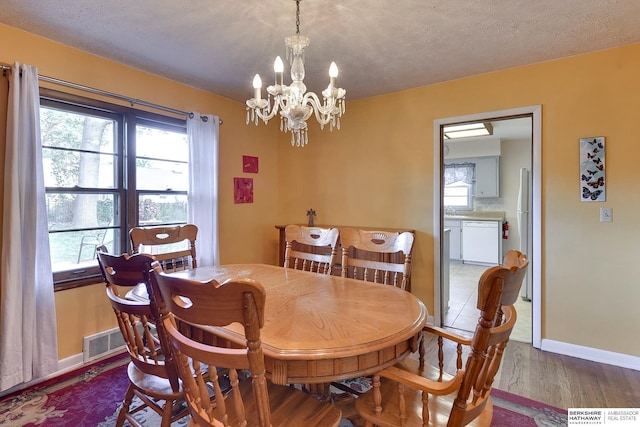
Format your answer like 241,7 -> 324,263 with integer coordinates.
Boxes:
57,353 -> 86,373
541,339 -> 640,371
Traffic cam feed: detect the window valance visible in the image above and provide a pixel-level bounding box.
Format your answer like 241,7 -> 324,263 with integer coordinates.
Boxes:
444,163 -> 475,185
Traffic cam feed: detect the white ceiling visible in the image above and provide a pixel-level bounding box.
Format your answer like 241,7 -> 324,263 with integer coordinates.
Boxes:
1,0 -> 639,105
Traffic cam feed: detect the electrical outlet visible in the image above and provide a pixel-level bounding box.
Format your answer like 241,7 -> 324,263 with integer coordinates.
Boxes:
600,207 -> 612,222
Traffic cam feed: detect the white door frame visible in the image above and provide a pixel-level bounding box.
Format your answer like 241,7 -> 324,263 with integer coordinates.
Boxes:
432,105 -> 542,348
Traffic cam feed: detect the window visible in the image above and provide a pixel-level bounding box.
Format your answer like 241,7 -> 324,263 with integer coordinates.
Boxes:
443,163 -> 474,210
134,120 -> 189,226
40,90 -> 188,290
443,182 -> 473,209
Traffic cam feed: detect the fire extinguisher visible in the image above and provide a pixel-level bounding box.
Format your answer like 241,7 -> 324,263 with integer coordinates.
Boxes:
502,221 -> 509,239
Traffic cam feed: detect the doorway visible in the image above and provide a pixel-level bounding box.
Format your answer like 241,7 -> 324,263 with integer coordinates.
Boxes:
432,106 -> 541,349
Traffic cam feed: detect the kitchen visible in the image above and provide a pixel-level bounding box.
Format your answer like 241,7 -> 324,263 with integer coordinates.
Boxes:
441,117 -> 533,342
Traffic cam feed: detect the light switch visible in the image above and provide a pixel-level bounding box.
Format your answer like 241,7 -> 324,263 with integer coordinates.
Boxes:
600,207 -> 612,222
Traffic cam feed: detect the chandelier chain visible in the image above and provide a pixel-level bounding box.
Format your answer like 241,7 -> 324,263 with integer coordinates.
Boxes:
295,0 -> 301,35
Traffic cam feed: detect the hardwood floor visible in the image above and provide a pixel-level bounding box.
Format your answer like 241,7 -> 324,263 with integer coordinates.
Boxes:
500,340 -> 640,408
441,263 -> 640,408
416,333 -> 640,410
340,261 -> 640,424
338,335 -> 640,426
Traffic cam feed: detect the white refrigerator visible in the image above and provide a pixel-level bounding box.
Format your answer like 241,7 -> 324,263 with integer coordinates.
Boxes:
517,167 -> 532,300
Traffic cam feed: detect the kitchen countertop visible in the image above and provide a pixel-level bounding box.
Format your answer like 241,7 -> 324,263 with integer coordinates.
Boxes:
444,211 -> 505,221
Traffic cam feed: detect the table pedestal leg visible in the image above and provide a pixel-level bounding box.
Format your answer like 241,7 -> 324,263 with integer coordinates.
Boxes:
304,382 -> 331,402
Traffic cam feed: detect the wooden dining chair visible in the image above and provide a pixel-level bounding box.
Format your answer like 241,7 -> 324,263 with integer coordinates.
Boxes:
149,263 -> 343,427
416,249 -> 529,371
332,228 -> 415,397
96,247 -> 188,427
354,250 -> 529,427
130,224 -> 198,273
284,224 -> 340,274
340,228 -> 415,290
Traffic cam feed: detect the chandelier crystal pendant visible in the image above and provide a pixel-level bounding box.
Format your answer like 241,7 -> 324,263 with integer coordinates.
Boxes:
245,0 -> 346,147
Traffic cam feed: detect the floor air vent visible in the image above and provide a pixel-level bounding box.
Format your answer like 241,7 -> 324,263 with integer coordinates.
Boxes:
83,327 -> 125,363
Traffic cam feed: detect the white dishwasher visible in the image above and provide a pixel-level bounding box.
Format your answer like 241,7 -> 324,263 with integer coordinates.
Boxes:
462,221 -> 500,265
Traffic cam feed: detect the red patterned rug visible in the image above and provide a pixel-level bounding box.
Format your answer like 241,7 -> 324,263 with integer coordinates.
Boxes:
0,354 -> 567,426
491,388 -> 568,426
0,353 -> 135,427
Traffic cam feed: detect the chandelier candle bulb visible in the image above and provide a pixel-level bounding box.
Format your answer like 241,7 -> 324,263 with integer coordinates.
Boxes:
329,62 -> 338,88
274,56 -> 284,85
252,74 -> 262,100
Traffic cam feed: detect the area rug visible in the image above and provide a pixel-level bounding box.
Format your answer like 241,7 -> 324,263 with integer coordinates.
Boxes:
491,388 -> 568,426
0,354 -> 567,426
0,353 -> 132,427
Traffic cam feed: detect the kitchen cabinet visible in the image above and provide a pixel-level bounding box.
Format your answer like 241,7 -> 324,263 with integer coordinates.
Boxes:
444,219 -> 462,261
461,220 -> 501,265
474,156 -> 500,197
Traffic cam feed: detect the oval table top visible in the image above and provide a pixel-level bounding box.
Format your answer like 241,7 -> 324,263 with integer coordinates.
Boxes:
168,263 -> 427,384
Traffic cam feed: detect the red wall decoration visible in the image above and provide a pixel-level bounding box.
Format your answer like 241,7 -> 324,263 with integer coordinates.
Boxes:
234,177 -> 253,203
243,155 -> 259,173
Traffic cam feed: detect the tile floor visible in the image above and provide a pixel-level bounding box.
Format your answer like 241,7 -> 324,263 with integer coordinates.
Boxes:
444,262 -> 532,343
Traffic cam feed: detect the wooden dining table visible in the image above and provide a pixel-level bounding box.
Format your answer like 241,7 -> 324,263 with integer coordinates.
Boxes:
165,263 -> 427,386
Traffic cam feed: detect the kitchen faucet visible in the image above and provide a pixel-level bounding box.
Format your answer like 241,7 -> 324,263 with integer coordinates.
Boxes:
445,206 -> 457,216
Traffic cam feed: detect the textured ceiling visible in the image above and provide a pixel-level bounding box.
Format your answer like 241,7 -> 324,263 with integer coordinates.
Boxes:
1,0 -> 640,103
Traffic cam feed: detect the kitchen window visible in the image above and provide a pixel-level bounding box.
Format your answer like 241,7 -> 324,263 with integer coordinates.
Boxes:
444,163 -> 474,210
40,90 -> 188,290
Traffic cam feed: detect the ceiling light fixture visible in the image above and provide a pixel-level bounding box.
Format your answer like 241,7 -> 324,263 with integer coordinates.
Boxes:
245,0 -> 346,147
443,122 -> 493,139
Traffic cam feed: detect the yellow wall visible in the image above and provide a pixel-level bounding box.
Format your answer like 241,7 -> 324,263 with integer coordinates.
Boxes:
279,43 -> 640,358
0,23 -> 281,359
2,22 -> 640,362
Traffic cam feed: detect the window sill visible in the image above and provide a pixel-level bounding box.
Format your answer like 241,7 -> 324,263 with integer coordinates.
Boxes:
53,266 -> 104,292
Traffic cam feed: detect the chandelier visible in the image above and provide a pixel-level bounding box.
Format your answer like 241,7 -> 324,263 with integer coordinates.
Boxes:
245,0 -> 346,147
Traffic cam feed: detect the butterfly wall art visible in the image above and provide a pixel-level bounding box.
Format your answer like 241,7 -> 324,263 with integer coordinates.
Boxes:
579,136 -> 605,202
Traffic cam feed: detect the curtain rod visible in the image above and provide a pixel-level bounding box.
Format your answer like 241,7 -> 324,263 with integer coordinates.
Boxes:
1,64 -> 222,123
